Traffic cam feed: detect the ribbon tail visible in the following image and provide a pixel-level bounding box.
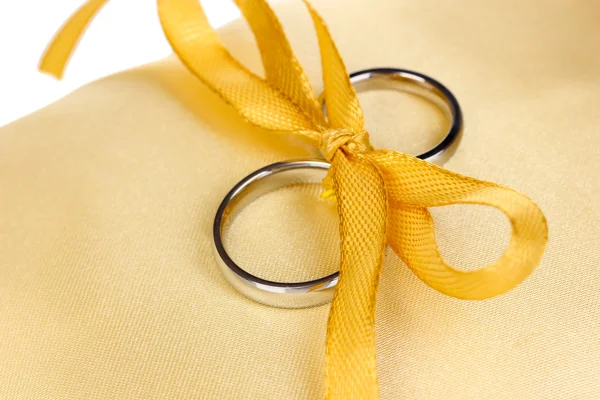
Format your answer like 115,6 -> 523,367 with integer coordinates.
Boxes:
233,0 -> 325,125
157,0 -> 324,142
302,0 -> 364,131
39,0 -> 110,78
326,153 -> 387,399
368,150 -> 548,300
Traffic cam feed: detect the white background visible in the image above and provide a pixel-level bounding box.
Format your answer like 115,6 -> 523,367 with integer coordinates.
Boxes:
0,0 -> 239,127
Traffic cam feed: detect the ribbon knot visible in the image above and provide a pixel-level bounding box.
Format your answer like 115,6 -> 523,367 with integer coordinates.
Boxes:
320,129 -> 373,161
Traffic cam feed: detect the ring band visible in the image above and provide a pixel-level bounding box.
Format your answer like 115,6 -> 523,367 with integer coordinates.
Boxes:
213,160 -> 336,308
214,68 -> 463,308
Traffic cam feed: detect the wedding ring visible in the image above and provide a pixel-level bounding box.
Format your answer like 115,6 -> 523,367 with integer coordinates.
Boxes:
213,160 -> 336,308
325,67 -> 463,162
214,68 -> 463,308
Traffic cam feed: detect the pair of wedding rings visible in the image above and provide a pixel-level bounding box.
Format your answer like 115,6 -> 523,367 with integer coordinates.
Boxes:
213,68 -> 463,309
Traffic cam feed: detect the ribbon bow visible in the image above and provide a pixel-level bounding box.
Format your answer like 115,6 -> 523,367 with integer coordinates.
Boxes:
40,0 -> 548,398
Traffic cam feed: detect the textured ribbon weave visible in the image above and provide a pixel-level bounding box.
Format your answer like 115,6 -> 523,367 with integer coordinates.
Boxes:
40,0 -> 548,398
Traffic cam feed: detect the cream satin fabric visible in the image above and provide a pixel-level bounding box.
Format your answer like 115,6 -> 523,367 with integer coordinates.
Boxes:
1,0 -> 598,398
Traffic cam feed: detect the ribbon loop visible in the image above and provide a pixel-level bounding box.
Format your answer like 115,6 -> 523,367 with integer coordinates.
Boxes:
369,150 -> 548,300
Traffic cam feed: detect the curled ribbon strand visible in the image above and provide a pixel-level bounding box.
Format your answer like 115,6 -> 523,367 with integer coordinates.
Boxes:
39,1 -> 548,398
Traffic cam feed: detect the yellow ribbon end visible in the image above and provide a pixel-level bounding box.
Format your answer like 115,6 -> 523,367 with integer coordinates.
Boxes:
321,188 -> 336,199
38,0 -> 110,80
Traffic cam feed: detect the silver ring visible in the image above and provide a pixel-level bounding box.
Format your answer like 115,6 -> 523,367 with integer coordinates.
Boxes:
324,67 -> 463,162
213,160 -> 336,308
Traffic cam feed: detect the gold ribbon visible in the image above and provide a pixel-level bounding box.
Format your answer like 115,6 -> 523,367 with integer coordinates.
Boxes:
40,1 -> 548,398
